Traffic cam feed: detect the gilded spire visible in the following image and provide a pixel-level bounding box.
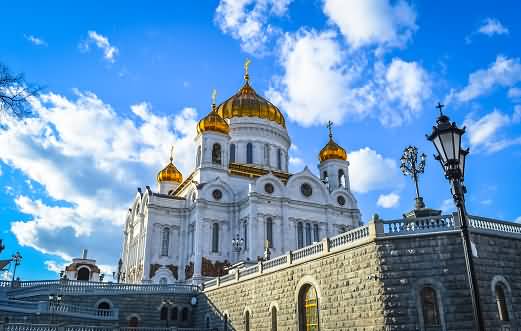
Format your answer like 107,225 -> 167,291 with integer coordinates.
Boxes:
244,58 -> 251,82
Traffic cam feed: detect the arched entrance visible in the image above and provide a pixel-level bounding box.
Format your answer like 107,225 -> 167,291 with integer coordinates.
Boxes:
298,284 -> 319,331
77,267 -> 90,281
128,316 -> 139,327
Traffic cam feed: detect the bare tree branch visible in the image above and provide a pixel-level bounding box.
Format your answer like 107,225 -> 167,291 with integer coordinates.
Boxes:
0,62 -> 42,118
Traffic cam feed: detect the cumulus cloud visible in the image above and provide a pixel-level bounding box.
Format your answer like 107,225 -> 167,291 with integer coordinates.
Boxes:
323,0 -> 417,50
478,18 -> 509,36
464,109 -> 521,153
508,87 -> 521,100
1,90 -> 197,268
451,56 -> 521,103
348,147 -> 403,193
24,34 -> 47,46
377,192 -> 400,208
80,31 -> 119,62
513,105 -> 521,124
439,198 -> 454,214
267,29 -> 431,127
214,0 -> 292,54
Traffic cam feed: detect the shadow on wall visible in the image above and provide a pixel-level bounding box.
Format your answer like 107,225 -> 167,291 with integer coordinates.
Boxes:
195,295 -> 238,331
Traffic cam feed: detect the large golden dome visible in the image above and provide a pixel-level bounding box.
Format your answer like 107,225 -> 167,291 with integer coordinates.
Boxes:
319,122 -> 347,162
197,106 -> 230,135
157,156 -> 183,183
216,63 -> 285,128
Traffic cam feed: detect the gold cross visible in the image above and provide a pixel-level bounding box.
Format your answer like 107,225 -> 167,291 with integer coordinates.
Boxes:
326,120 -> 333,138
244,58 -> 251,75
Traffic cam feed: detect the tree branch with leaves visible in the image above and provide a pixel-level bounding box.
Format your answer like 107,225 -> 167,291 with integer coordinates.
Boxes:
0,62 -> 41,118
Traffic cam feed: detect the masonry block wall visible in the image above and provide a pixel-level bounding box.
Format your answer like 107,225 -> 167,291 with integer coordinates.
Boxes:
196,231 -> 521,331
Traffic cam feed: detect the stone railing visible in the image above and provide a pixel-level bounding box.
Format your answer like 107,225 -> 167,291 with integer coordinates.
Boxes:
262,255 -> 287,271
48,303 -> 119,320
468,215 -> 521,235
329,225 -> 370,249
4,281 -> 199,298
3,325 -> 210,331
291,241 -> 324,262
238,265 -> 258,278
381,214 -> 457,236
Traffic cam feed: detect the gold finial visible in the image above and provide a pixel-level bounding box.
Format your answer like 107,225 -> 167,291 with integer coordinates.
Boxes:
326,120 -> 333,139
244,58 -> 251,82
211,89 -> 217,111
170,145 -> 174,162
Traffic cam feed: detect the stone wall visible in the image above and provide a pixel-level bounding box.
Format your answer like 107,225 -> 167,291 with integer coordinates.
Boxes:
195,228 -> 521,331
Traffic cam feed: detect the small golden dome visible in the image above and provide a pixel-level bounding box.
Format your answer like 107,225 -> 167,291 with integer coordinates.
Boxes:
197,89 -> 230,135
216,61 -> 286,128
319,122 -> 347,162
157,156 -> 183,183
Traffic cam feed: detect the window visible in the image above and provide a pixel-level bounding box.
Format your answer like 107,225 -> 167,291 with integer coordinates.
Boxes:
266,218 -> 273,248
297,222 -> 304,249
277,148 -> 282,169
299,285 -> 319,331
230,144 -> 236,163
181,307 -> 189,321
313,224 -> 319,242
206,316 -> 211,328
212,143 -> 222,164
305,223 -> 312,246
421,287 -> 440,327
128,316 -> 139,328
159,277 -> 167,285
338,169 -> 346,188
245,310 -> 250,331
77,267 -> 90,281
97,301 -> 111,316
224,314 -> 228,331
264,144 -> 270,165
212,223 -> 219,253
160,306 -> 168,320
171,307 -> 178,321
243,221 -> 248,250
271,307 -> 278,331
161,228 -> 170,256
495,284 -> 509,321
247,143 -> 253,163
196,146 -> 202,167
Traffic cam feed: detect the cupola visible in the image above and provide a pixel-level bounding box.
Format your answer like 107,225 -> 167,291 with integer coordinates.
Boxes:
319,121 -> 347,162
197,90 -> 230,135
156,147 -> 183,194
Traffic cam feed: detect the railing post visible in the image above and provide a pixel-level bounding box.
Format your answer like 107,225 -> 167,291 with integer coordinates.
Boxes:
368,214 -> 383,239
286,251 -> 292,266
321,238 -> 330,255
216,277 -> 220,287
452,212 -> 461,228
235,270 -> 240,281
259,261 -> 263,274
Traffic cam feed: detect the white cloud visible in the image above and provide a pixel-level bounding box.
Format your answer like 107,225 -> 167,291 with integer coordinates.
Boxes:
323,0 -> 416,50
516,216 -> 521,223
478,18 -> 509,36
348,147 -> 402,193
464,110 -> 521,153
0,90 -> 197,267
2,271 -> 12,281
453,56 -> 521,103
267,29 -> 431,127
439,198 -> 454,214
513,105 -> 521,124
80,31 -> 119,63
45,260 -> 66,274
214,0 -> 292,54
377,192 -> 400,208
24,34 -> 47,46
508,87 -> 521,100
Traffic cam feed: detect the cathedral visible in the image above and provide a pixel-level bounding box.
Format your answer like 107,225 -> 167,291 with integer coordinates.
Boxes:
120,64 -> 361,284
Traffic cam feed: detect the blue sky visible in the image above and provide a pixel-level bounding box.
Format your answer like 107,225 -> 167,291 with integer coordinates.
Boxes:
1,0 -> 520,280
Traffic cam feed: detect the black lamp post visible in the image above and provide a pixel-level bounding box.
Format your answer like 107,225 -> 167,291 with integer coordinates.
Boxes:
427,102 -> 483,331
11,251 -> 22,282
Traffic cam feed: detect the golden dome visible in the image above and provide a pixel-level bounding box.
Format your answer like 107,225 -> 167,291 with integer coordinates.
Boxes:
319,122 -> 347,162
196,106 -> 230,135
157,156 -> 183,183
216,61 -> 286,128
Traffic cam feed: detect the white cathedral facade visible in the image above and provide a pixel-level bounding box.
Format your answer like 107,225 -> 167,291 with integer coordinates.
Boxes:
120,67 -> 362,284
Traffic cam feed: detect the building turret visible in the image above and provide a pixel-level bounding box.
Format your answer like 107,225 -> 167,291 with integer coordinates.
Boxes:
318,121 -> 350,192
156,147 -> 183,195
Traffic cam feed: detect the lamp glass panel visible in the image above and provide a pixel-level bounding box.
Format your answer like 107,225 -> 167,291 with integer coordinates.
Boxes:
459,150 -> 466,179
453,131 -> 462,162
432,135 -> 446,163
440,130 -> 454,161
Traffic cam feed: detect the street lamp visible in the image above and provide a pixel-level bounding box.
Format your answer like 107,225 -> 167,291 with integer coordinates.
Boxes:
48,294 -> 63,324
231,234 -> 244,254
400,146 -> 427,210
427,102 -> 483,331
11,251 -> 22,282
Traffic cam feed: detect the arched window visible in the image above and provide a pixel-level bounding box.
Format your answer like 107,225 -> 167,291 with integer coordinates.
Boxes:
305,223 -> 312,246
313,224 -> 319,242
160,306 -> 168,321
495,284 -> 509,321
243,221 -> 248,250
277,149 -> 282,170
161,227 -> 170,256
246,143 -> 253,163
128,316 -> 139,328
299,285 -> 319,331
181,307 -> 189,321
212,143 -> 222,165
297,222 -> 304,249
159,277 -> 167,285
206,316 -> 211,328
77,267 -> 90,281
266,218 -> 273,248
338,169 -> 346,188
212,223 -> 219,253
264,144 -> 270,165
245,310 -> 250,331
421,287 -> 440,327
271,307 -> 278,331
196,146 -> 202,167
230,144 -> 236,163
97,301 -> 111,316
171,307 -> 178,321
